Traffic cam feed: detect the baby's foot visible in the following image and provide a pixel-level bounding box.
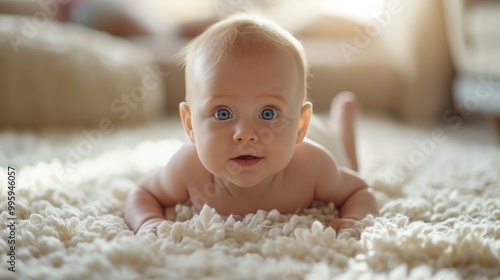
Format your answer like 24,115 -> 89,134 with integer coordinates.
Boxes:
329,91 -> 359,171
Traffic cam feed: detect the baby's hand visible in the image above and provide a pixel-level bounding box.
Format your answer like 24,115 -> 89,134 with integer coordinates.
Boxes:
136,218 -> 167,236
328,218 -> 360,233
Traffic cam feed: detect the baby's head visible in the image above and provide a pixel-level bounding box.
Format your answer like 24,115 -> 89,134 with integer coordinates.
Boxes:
182,13 -> 308,104
179,14 -> 312,187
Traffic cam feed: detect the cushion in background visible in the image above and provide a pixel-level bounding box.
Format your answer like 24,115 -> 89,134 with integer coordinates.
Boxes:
465,0 -> 500,76
0,15 -> 166,128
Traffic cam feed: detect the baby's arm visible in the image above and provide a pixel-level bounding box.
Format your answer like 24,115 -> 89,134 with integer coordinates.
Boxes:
124,144 -> 193,235
312,147 -> 378,231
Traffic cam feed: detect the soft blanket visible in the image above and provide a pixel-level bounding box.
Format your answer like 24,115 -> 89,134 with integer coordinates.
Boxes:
1,115 -> 499,279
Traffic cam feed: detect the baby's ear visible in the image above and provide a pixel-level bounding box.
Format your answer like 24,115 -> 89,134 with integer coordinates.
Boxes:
179,102 -> 195,143
296,101 -> 312,143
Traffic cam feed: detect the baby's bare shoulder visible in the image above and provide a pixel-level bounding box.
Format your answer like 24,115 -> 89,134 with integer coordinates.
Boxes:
295,139 -> 334,162
163,143 -> 210,183
165,143 -> 197,168
292,139 -> 340,175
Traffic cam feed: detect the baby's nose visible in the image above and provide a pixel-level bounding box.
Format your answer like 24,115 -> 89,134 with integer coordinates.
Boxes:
233,121 -> 258,143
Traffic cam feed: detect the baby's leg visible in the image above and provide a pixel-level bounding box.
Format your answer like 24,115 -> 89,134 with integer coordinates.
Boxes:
329,91 -> 359,171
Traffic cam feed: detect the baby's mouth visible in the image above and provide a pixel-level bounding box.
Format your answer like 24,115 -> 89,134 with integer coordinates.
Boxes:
232,155 -> 262,166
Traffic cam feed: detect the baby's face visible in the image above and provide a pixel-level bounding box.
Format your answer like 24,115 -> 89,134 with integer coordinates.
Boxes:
186,53 -> 306,187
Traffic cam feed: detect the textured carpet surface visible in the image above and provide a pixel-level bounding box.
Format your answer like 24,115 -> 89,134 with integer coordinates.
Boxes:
1,115 -> 499,280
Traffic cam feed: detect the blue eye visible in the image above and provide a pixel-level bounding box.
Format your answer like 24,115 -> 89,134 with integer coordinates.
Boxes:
260,108 -> 278,120
214,108 -> 232,120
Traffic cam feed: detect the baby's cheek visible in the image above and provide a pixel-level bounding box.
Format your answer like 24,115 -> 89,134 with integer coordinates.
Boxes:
198,145 -> 228,175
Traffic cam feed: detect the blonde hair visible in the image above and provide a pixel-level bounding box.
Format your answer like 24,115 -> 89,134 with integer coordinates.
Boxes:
180,13 -> 308,102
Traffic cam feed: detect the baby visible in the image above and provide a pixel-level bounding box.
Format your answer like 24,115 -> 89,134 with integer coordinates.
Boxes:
125,14 -> 378,235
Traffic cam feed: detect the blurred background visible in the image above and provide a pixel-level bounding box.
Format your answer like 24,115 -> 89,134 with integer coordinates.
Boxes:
0,0 -> 499,130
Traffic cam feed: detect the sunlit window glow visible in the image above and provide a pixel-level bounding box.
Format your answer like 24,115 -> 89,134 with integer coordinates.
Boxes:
325,0 -> 385,20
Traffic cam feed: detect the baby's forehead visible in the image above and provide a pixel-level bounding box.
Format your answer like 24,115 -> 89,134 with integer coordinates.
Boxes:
188,61 -> 302,110
187,53 -> 305,105
198,51 -> 299,82
210,47 -> 297,69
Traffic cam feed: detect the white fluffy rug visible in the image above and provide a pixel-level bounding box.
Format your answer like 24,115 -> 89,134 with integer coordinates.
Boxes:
1,114 -> 499,279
